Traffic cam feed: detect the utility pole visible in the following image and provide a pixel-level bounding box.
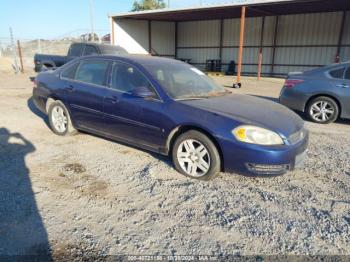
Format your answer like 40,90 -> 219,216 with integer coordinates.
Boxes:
89,0 -> 95,41
9,27 -> 19,74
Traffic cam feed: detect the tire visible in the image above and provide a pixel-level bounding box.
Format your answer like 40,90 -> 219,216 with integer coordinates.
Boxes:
48,100 -> 77,136
306,96 -> 339,124
172,130 -> 221,180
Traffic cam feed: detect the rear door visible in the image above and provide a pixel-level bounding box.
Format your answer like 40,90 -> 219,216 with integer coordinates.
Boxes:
63,59 -> 110,131
328,66 -> 350,117
342,67 -> 350,115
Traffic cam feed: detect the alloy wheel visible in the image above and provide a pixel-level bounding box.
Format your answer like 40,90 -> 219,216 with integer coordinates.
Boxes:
51,105 -> 68,133
176,139 -> 211,177
309,101 -> 335,122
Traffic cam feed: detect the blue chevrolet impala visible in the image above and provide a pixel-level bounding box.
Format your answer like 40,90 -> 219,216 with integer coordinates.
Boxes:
32,55 -> 308,180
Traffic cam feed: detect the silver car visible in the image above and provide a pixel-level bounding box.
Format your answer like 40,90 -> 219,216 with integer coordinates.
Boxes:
279,62 -> 350,124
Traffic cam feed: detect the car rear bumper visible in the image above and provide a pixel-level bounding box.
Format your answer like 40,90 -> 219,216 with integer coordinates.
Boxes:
219,132 -> 309,176
32,87 -> 47,114
279,87 -> 310,112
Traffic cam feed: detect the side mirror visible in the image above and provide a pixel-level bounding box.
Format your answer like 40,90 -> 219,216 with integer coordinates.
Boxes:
132,86 -> 155,99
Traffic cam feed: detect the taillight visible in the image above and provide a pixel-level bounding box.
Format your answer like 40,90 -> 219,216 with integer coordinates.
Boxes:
284,79 -> 304,88
30,77 -> 37,88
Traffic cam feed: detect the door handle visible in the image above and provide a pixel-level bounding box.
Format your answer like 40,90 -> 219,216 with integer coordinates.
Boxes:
106,96 -> 119,104
65,85 -> 75,92
336,84 -> 350,88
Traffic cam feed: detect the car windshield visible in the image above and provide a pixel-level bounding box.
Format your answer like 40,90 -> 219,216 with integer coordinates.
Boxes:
145,61 -> 228,100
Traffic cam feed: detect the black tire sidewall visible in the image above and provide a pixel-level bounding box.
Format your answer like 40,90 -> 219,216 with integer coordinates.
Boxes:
172,130 -> 221,180
48,101 -> 70,136
307,96 -> 339,124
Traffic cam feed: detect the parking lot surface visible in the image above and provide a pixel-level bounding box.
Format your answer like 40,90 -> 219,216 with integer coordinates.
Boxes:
0,72 -> 349,258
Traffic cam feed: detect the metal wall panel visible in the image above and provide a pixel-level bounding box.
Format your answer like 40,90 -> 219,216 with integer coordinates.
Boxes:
271,12 -> 343,74
277,12 -> 342,45
178,20 -> 220,47
223,18 -> 240,46
275,47 -> 337,65
342,11 -> 350,44
114,19 -> 149,54
151,21 -> 175,56
340,47 -> 350,62
222,47 -> 260,64
177,48 -> 219,65
224,17 -> 262,46
263,16 -> 276,46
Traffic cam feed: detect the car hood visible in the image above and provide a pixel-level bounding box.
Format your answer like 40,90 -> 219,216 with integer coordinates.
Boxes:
180,94 -> 304,137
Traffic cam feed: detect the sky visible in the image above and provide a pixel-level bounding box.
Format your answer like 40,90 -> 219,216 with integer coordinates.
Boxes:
0,0 -> 234,40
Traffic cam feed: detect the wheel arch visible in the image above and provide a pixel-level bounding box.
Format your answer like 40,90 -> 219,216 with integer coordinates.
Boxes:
45,97 -> 57,113
166,125 -> 225,171
45,97 -> 75,127
305,94 -> 342,116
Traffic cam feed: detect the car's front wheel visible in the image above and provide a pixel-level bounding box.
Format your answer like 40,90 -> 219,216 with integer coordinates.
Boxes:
172,130 -> 221,180
48,100 -> 77,136
306,96 -> 339,124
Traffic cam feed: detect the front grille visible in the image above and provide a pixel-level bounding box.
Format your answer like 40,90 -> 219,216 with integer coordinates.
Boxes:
288,128 -> 307,144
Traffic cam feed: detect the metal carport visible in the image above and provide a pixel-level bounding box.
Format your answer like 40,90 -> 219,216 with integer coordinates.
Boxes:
109,0 -> 350,82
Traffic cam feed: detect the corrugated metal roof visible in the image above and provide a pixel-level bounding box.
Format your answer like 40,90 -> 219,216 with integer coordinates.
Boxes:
110,0 -> 350,21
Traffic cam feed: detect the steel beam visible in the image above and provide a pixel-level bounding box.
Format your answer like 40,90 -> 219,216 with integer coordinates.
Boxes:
236,6 -> 246,84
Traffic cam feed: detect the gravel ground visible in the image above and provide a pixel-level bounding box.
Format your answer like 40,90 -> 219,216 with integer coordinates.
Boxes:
0,72 -> 349,259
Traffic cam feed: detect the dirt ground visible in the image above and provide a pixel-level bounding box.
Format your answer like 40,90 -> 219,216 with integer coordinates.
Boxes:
0,71 -> 349,259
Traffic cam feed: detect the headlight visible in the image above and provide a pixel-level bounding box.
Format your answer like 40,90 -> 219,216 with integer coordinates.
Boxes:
232,125 -> 284,145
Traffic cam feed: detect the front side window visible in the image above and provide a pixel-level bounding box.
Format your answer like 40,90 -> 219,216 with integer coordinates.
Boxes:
75,60 -> 109,86
83,45 -> 98,56
329,67 -> 345,79
111,62 -> 157,96
145,62 -> 227,100
61,62 -> 79,79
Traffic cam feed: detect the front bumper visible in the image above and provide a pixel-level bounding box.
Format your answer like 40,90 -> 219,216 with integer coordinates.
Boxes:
219,131 -> 309,176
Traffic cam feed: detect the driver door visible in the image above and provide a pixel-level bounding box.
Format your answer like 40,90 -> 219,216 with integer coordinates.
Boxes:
103,61 -> 167,150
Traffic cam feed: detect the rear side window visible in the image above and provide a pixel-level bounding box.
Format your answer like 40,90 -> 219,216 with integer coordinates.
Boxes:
345,68 -> 350,80
61,63 -> 79,79
68,44 -> 83,57
329,67 -> 345,79
83,45 -> 98,56
75,60 -> 109,86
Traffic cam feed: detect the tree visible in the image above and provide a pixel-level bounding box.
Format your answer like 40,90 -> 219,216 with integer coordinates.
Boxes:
131,0 -> 166,11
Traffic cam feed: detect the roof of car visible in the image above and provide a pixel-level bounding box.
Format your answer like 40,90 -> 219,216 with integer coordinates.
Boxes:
83,54 -> 184,66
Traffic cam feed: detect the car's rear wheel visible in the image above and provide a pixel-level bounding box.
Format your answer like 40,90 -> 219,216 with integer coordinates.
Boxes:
172,130 -> 221,180
306,96 -> 339,124
48,100 -> 77,136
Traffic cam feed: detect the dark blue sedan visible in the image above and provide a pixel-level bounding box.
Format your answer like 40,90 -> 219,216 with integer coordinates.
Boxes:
33,55 -> 308,180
